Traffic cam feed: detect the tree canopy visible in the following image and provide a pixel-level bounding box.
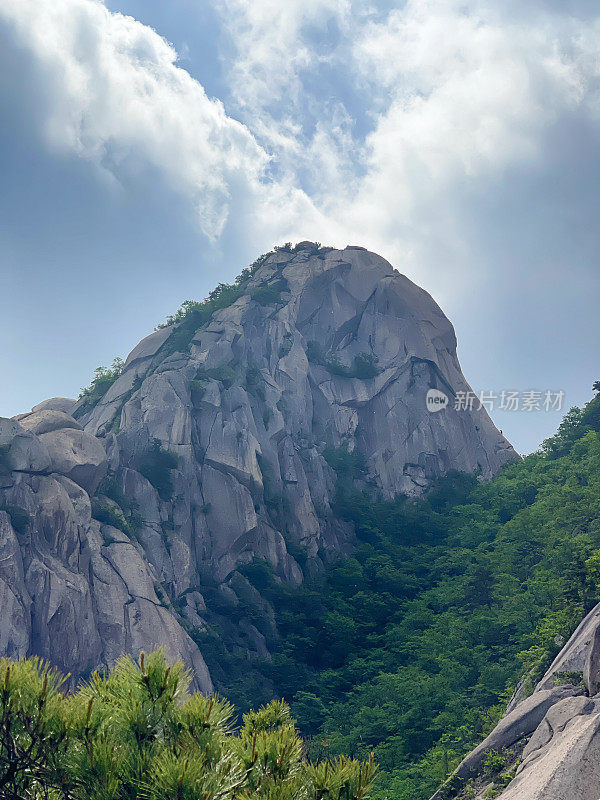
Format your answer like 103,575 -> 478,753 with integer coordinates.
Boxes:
0,650 -> 375,800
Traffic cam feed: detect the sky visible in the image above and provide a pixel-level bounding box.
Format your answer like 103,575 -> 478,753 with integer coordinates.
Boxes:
0,0 -> 598,454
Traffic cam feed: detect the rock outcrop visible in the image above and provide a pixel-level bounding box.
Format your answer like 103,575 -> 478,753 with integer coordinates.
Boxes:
432,602 -> 600,800
0,412 -> 212,691
1,242 -> 516,686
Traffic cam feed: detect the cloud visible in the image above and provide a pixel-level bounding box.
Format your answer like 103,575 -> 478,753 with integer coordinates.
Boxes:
331,1 -> 600,279
217,0 -> 351,118
215,0 -> 600,293
354,2 -> 592,191
0,0 -> 273,239
6,0 -> 599,269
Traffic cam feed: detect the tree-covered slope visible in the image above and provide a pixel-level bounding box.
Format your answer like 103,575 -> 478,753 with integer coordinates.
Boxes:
216,393 -> 600,799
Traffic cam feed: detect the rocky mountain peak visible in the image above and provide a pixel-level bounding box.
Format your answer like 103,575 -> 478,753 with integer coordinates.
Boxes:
0,243 -> 517,687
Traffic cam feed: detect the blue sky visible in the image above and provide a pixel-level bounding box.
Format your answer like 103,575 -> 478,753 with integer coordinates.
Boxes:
0,0 -> 598,454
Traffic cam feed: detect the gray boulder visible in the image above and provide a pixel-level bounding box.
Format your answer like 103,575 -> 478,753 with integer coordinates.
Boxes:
18,409 -> 83,436
429,686 -> 582,799
38,428 -> 108,494
77,244 -> 516,600
497,696 -> 600,800
432,603 -> 600,800
0,511 -> 31,659
0,418 -> 51,473
31,397 -> 77,414
0,415 -> 212,689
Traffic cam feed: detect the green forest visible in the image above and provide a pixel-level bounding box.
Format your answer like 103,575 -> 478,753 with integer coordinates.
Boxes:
200,393 -> 600,799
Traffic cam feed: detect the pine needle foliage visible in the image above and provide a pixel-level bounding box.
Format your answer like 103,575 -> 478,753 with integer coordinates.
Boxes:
0,650 -> 376,800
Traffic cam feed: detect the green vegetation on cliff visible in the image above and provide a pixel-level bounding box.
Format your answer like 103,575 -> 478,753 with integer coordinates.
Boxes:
223,393 -> 600,800
76,357 -> 125,415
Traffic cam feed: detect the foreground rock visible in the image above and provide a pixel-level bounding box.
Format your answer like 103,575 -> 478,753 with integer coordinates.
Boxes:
432,601 -> 600,800
1,243 -> 516,687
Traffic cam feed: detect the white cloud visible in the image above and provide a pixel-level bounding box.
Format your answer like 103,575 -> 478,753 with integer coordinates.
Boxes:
217,0 -> 351,115
356,2 -> 589,180
216,0 -> 600,261
0,0 -> 273,238
213,0 -> 600,297
331,1 -> 600,277
2,0 -> 600,285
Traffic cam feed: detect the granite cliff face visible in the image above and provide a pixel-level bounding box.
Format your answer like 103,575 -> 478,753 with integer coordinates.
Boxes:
0,242 -> 516,686
0,405 -> 212,691
431,603 -> 600,800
